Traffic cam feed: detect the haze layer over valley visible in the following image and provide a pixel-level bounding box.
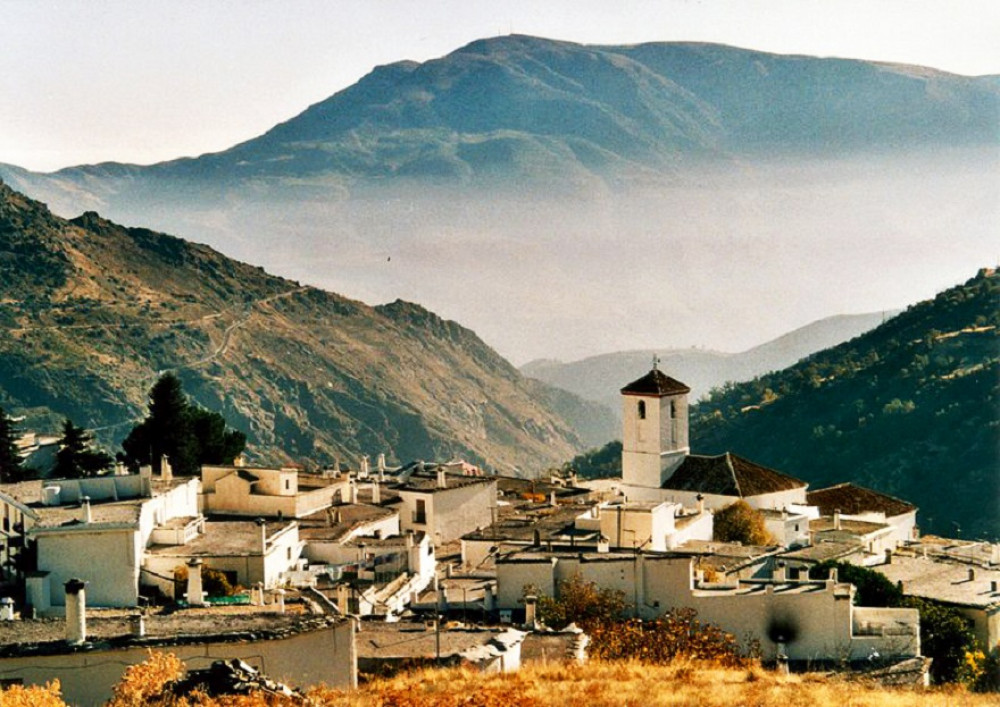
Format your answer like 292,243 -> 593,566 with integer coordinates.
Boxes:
2,37 -> 996,363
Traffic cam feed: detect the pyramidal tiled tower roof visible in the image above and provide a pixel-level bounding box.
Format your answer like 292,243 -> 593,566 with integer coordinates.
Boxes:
620,368 -> 690,396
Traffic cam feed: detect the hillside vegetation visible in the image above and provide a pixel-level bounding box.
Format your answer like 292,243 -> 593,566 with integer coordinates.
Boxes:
690,270 -> 999,539
0,181 -> 613,471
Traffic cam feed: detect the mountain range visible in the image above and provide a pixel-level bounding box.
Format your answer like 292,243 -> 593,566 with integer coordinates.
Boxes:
521,311 -> 896,412
1,36 -> 996,364
0,180 -> 614,473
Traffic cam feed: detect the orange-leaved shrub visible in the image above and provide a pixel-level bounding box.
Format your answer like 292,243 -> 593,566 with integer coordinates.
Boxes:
587,608 -> 752,667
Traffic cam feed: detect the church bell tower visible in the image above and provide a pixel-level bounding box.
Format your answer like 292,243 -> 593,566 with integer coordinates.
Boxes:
620,359 -> 690,488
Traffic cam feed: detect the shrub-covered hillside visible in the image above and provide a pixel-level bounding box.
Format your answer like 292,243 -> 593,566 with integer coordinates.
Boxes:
690,269 -> 999,539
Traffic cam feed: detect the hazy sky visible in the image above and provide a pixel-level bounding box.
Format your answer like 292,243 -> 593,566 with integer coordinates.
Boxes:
3,0 -> 999,172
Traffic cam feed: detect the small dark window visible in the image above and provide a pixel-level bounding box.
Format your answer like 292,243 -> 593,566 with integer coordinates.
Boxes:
671,400 -> 677,417
637,400 -> 646,419
285,479 -> 291,491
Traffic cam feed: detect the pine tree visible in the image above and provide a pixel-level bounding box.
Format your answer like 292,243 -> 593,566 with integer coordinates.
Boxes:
121,373 -> 246,475
53,419 -> 112,479
0,406 -> 24,484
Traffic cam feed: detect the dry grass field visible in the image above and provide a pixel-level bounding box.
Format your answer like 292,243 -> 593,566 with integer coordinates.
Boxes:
1,653 -> 995,707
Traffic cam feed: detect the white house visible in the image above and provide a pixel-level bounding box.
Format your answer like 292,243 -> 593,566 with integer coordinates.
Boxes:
806,483 -> 918,548
200,464 -> 348,519
396,467 -> 496,544
496,547 -> 920,664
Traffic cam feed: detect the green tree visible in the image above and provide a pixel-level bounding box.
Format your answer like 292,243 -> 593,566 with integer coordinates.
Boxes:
53,419 -> 113,479
713,500 -> 774,545
121,373 -> 246,476
809,560 -> 903,607
0,406 -> 25,483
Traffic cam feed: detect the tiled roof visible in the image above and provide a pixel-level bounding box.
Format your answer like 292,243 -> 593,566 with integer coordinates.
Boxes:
807,483 -> 916,518
620,369 -> 690,396
662,453 -> 806,497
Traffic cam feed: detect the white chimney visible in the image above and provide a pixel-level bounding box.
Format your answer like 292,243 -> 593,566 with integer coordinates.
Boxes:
275,588 -> 286,614
349,480 -> 358,504
437,467 -> 447,489
337,584 -> 349,614
484,582 -> 495,612
65,579 -> 87,645
833,510 -> 842,531
80,496 -> 92,524
0,597 -> 14,621
371,481 -> 381,504
597,535 -> 610,553
524,594 -> 537,628
774,562 -> 786,583
161,456 -> 173,482
131,613 -> 146,637
696,494 -> 705,515
377,453 -> 386,481
550,490 -> 558,507
185,558 -> 206,606
139,465 -> 153,496
359,455 -> 370,479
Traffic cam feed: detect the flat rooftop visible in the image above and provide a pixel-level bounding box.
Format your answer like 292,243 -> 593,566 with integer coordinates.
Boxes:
357,621 -> 524,660
147,519 -> 293,557
298,503 -> 398,543
872,555 -> 1000,609
0,599 -> 342,659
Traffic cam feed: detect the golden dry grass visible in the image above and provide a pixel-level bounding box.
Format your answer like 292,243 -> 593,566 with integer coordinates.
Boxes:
3,656 -> 995,707
305,660 -> 994,707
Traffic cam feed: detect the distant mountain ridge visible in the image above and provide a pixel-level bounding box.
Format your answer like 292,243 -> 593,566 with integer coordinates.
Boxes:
522,311 -> 894,413
2,36 -> 996,210
688,270 -> 999,539
0,180 -> 614,472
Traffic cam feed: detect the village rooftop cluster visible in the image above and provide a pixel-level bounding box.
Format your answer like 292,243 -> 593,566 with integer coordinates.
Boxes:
0,367 -> 995,703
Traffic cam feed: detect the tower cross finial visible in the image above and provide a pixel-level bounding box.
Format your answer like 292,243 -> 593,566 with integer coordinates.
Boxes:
652,354 -> 660,371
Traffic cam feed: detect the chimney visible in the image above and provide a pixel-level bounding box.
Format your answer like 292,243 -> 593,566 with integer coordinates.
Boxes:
833,510 -> 842,531
696,494 -> 705,515
0,597 -> 14,621
333,456 -> 341,478
405,531 -> 415,549
781,507 -> 788,521
80,496 -> 92,524
992,544 -> 1000,566
349,480 -> 358,505
377,453 -> 386,481
597,535 -> 610,553
371,481 -> 381,504
139,465 -> 153,496
524,594 -> 537,628
437,467 -> 447,489
161,456 -> 173,482
275,588 -> 286,614
484,582 -> 496,613
774,561 -> 786,583
255,518 -> 267,554
131,613 -> 146,637
185,558 -> 206,606
550,490 -> 558,507
64,579 -> 87,645
234,455 -> 246,468
359,455 -> 370,479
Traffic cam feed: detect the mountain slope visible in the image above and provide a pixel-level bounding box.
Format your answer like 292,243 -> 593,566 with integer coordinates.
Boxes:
522,311 -> 892,411
688,270 -> 999,539
0,180 -> 612,472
